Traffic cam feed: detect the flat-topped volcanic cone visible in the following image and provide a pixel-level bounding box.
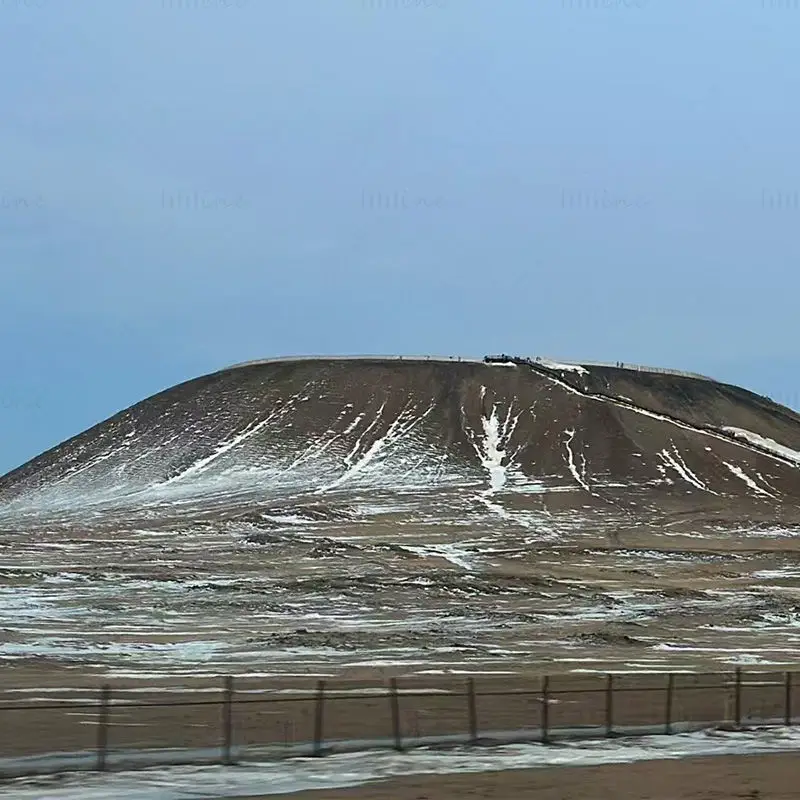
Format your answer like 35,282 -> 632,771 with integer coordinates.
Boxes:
1,356 -> 800,532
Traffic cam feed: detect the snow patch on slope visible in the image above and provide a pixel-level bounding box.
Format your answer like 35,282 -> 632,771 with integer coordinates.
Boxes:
402,543 -> 475,570
318,401 -> 436,492
526,364 -> 800,474
657,445 -> 714,494
538,358 -> 588,375
480,407 -> 510,493
722,462 -> 774,498
563,429 -> 592,494
282,409 -> 365,473
722,427 -> 800,467
9,728 -> 800,799
463,393 -> 526,520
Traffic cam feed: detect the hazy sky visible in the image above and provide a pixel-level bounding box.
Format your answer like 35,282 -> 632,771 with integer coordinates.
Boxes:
1,0 -> 799,473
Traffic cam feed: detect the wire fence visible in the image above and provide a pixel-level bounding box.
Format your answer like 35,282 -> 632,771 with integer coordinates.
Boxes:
0,668 -> 798,778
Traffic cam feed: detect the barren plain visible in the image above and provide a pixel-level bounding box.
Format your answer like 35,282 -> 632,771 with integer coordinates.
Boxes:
1,356 -> 800,791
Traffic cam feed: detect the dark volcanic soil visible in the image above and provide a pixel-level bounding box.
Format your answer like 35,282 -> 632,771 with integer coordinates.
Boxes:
0,356 -> 799,529
1,356 -> 800,687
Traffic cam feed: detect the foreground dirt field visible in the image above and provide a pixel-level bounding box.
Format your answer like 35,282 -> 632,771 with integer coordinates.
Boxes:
251,752 -> 800,799
5,522 -> 800,686
2,358 -> 800,688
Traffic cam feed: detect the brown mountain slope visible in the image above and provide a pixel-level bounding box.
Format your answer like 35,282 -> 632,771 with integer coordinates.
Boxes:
0,356 -> 798,531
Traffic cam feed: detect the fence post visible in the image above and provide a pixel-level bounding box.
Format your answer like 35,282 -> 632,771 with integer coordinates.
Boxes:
665,673 -> 674,734
222,676 -> 234,765
605,674 -> 614,737
734,667 -> 742,727
467,678 -> 478,745
785,671 -> 792,726
96,684 -> 111,772
389,678 -> 402,751
541,675 -> 550,743
313,680 -> 326,756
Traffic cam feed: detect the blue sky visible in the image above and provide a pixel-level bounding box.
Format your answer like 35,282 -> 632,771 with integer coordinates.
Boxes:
1,0 -> 799,474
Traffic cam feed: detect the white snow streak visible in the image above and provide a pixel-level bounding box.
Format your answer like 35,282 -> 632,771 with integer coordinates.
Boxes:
481,409 -> 508,493
158,421 -> 271,484
318,401 -> 435,492
658,446 -> 713,493
462,396 -> 527,521
403,544 -> 475,570
563,429 -> 591,493
722,462 -> 774,498
538,358 -> 589,375
282,410 -> 365,473
722,427 -> 800,467
529,367 -> 798,472
467,399 -> 523,496
158,396 -> 304,486
8,729 -> 800,799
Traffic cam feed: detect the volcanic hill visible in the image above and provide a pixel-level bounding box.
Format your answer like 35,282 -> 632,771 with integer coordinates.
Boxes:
1,355 -> 799,534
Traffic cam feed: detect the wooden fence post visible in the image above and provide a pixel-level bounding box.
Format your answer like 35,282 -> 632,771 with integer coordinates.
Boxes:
734,667 -> 742,727
665,673 -> 674,734
313,680 -> 326,756
605,674 -> 614,737
389,678 -> 402,751
96,684 -> 111,772
541,675 -> 550,743
221,676 -> 234,765
785,671 -> 792,727
467,678 -> 477,744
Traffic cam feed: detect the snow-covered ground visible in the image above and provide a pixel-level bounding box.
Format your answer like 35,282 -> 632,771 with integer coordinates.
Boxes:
3,512 -> 800,679
4,728 -> 800,798
722,426 -> 800,466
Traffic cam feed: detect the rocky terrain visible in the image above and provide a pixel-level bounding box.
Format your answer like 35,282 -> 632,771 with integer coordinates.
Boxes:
1,355 -> 799,684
